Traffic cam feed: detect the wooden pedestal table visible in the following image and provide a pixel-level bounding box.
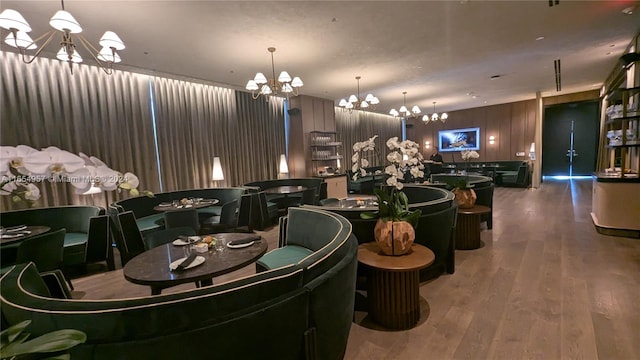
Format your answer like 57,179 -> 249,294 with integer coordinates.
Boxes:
357,242 -> 435,330
455,204 -> 491,250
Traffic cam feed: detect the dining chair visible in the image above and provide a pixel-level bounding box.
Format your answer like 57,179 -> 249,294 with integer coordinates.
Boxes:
319,197 -> 340,206
116,211 -> 147,266
143,226 -> 196,250
201,199 -> 239,233
84,215 -> 114,270
300,187 -> 317,205
16,228 -> 71,298
236,193 -> 253,231
164,208 -> 200,234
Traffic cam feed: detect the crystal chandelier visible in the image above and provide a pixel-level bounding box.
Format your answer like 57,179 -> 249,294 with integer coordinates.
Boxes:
246,47 -> 303,100
338,76 -> 379,111
389,92 -> 421,119
422,102 -> 448,123
0,0 -> 125,75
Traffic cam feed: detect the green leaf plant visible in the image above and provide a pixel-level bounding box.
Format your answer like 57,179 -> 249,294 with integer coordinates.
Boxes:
0,320 -> 86,360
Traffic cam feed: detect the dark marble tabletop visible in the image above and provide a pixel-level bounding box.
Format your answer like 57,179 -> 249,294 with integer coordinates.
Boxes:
123,232 -> 267,295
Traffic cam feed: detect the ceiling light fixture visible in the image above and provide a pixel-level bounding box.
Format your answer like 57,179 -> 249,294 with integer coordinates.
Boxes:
246,47 -> 303,100
0,0 -> 125,75
389,91 -> 421,119
422,102 -> 448,123
338,76 -> 379,111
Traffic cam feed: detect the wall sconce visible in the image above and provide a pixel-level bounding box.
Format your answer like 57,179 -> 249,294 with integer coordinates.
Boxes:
212,157 -> 224,186
489,135 -> 496,145
425,140 -> 431,149
529,142 -> 536,160
336,152 -> 341,170
278,154 -> 289,179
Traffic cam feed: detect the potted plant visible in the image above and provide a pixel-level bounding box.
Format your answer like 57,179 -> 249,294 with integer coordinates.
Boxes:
361,137 -> 424,255
0,320 -> 86,359
447,149 -> 480,209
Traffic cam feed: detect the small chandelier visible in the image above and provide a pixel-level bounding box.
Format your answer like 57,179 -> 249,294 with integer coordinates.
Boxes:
246,47 -> 303,100
389,91 -> 421,119
338,76 -> 379,111
422,102 -> 448,123
0,0 -> 125,75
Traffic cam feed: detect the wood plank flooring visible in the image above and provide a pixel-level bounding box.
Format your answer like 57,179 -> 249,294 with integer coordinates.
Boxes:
71,180 -> 640,359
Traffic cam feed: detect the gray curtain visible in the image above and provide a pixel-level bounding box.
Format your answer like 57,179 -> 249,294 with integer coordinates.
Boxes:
1,51 -> 157,210
335,109 -> 402,170
151,79 -> 285,189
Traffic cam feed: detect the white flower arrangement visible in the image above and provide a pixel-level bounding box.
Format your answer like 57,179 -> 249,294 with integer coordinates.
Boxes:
351,135 -> 378,181
0,145 -> 151,206
383,137 -> 425,190
461,150 -> 480,161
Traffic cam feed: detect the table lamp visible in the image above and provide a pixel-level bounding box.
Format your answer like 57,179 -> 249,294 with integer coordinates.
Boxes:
212,157 -> 224,187
278,154 -> 289,179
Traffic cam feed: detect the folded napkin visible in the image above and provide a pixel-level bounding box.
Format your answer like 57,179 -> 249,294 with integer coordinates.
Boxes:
174,253 -> 198,271
228,235 -> 261,246
1,225 -> 27,233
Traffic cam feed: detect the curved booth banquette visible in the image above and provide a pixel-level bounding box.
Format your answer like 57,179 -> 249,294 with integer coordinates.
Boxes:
0,206 -> 106,267
0,207 -> 358,360
430,174 -> 495,229
305,185 -> 458,279
111,187 -> 246,234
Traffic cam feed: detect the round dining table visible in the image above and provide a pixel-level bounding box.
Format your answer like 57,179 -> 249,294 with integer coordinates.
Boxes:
263,185 -> 308,196
152,198 -> 219,212
123,232 -> 268,295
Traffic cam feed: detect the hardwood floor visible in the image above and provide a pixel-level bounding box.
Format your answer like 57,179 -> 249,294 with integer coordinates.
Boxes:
71,180 -> 640,359
345,179 -> 640,360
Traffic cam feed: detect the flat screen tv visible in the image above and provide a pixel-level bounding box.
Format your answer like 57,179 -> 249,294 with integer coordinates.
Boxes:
438,127 -> 480,152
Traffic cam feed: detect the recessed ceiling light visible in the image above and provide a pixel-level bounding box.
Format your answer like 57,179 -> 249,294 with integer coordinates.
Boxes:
536,36 -> 545,41
606,52 -> 612,55
472,95 -> 478,99
609,44 -> 615,48
622,6 -> 634,15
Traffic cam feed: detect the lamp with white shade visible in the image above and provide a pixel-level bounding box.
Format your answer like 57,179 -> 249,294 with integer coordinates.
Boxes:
278,154 -> 289,179
212,157 -> 224,186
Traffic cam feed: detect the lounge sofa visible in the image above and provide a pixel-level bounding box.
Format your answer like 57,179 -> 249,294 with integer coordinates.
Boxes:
429,174 -> 494,229
304,185 -> 457,280
112,187 -> 246,234
0,206 -> 106,267
0,207 -> 358,360
445,161 -> 529,187
346,166 -> 385,194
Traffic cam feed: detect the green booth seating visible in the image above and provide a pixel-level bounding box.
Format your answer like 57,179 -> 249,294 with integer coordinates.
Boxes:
346,165 -> 385,194
0,206 -> 105,267
444,161 -> 529,187
112,187 -> 246,234
1,207 -> 358,360
304,185 -> 458,280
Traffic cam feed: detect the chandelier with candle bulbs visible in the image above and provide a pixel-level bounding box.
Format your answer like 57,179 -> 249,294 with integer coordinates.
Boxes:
389,91 -> 421,119
0,0 -> 125,75
338,76 -> 379,111
422,101 -> 448,123
246,47 -> 303,100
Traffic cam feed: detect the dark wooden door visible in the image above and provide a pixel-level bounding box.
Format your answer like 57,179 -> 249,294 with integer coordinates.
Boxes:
542,101 -> 599,177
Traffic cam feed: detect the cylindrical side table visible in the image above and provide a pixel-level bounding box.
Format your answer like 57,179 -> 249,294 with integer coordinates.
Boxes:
455,204 -> 491,250
357,242 -> 435,330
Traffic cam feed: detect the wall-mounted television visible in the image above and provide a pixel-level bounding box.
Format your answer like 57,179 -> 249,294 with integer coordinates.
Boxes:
438,127 -> 480,152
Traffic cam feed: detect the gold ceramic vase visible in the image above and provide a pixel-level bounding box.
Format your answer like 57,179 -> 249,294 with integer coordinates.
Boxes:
452,188 -> 477,209
374,219 -> 415,256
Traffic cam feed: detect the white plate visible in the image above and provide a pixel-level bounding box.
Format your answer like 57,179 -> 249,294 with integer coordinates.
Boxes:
169,256 -> 205,270
172,236 -> 200,246
1,233 -> 28,239
158,203 -> 172,207
227,241 -> 254,249
4,225 -> 27,232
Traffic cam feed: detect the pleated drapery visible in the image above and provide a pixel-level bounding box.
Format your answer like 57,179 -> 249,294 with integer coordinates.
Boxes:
1,51 -> 286,210
1,52 -> 157,210
335,109 -> 402,170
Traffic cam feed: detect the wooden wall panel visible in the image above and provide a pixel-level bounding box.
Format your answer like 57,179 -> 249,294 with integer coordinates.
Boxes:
511,101 -> 527,159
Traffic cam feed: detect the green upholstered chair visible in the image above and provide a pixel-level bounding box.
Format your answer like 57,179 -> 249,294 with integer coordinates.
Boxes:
164,208 -> 200,234
84,215 -> 114,270
413,203 -> 458,280
201,199 -> 239,233
115,211 -> 147,266
143,227 -> 196,250
16,228 -> 71,297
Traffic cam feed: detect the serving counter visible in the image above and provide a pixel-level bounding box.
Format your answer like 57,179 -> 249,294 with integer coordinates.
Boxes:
590,173 -> 640,238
